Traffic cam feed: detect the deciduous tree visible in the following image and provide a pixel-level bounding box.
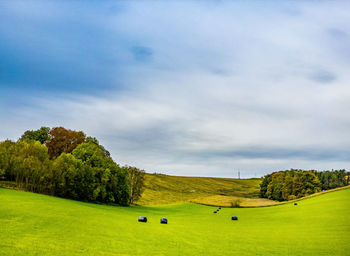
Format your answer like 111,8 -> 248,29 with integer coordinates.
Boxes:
20,127 -> 50,144
72,142 -> 130,205
261,169 -> 322,201
46,127 -> 85,159
126,166 -> 145,204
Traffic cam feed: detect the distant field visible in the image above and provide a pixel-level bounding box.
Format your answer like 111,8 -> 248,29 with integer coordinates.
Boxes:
1,187 -> 349,255
136,173 -> 264,206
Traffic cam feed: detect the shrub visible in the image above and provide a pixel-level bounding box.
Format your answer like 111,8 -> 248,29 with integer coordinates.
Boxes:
230,199 -> 242,208
288,195 -> 297,201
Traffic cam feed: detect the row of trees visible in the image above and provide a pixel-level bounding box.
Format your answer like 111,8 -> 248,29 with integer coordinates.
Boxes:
260,169 -> 349,201
0,127 -> 145,205
314,170 -> 349,190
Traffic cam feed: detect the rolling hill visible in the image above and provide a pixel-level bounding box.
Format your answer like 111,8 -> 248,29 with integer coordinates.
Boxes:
135,173 -> 276,206
1,187 -> 349,255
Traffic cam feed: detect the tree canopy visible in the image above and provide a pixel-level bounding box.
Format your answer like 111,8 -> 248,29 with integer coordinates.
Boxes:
260,169 -> 349,201
0,127 -> 146,206
46,127 -> 85,159
20,126 -> 50,144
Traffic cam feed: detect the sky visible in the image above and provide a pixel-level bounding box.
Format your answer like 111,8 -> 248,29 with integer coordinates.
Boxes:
1,1 -> 350,178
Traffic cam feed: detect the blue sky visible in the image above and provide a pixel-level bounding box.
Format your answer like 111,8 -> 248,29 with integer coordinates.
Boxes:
1,1 -> 350,177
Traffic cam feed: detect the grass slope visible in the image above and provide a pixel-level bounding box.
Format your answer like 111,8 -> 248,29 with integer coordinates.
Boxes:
1,187 -> 349,255
136,173 -> 265,206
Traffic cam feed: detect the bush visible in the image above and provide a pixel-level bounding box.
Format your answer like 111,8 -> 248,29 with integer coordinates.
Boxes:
230,199 -> 242,208
288,195 -> 297,201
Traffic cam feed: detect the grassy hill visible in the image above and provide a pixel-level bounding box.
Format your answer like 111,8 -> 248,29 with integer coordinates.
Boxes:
136,173 -> 276,206
1,187 -> 349,255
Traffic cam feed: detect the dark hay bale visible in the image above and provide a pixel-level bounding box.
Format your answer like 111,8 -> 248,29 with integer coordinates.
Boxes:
160,218 -> 168,224
138,216 -> 147,223
231,216 -> 238,220
294,203 -> 298,205
219,207 -> 221,209
214,211 -> 217,213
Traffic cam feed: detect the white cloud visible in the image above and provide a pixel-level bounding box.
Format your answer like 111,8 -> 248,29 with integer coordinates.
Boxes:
1,1 -> 350,177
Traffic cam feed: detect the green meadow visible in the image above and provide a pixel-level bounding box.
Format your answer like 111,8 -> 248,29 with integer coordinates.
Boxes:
1,187 -> 349,255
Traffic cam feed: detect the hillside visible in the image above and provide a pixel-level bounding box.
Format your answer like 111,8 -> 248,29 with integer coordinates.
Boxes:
135,174 -> 282,207
136,174 -> 350,207
1,187 -> 349,255
135,173 -> 265,205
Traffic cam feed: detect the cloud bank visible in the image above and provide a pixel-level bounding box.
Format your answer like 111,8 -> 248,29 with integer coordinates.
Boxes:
1,1 -> 350,177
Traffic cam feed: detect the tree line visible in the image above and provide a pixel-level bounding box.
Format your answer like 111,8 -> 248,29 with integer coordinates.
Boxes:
260,169 -> 349,201
0,127 -> 145,205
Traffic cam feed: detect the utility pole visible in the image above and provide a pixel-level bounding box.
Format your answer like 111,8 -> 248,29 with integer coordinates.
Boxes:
238,171 -> 240,179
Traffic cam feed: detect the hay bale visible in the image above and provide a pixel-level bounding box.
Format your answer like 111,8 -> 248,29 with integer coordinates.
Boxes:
138,216 -> 147,222
214,211 -> 217,213
231,216 -> 238,220
294,203 -> 298,205
160,218 -> 168,224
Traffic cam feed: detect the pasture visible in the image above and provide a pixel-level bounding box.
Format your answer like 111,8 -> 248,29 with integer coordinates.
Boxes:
136,173 -> 268,206
1,187 -> 349,255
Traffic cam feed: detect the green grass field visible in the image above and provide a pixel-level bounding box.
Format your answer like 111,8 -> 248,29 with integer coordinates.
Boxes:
1,187 -> 349,255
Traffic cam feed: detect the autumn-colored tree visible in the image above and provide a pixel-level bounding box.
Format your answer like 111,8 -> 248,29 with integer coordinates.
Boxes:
46,127 -> 85,159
